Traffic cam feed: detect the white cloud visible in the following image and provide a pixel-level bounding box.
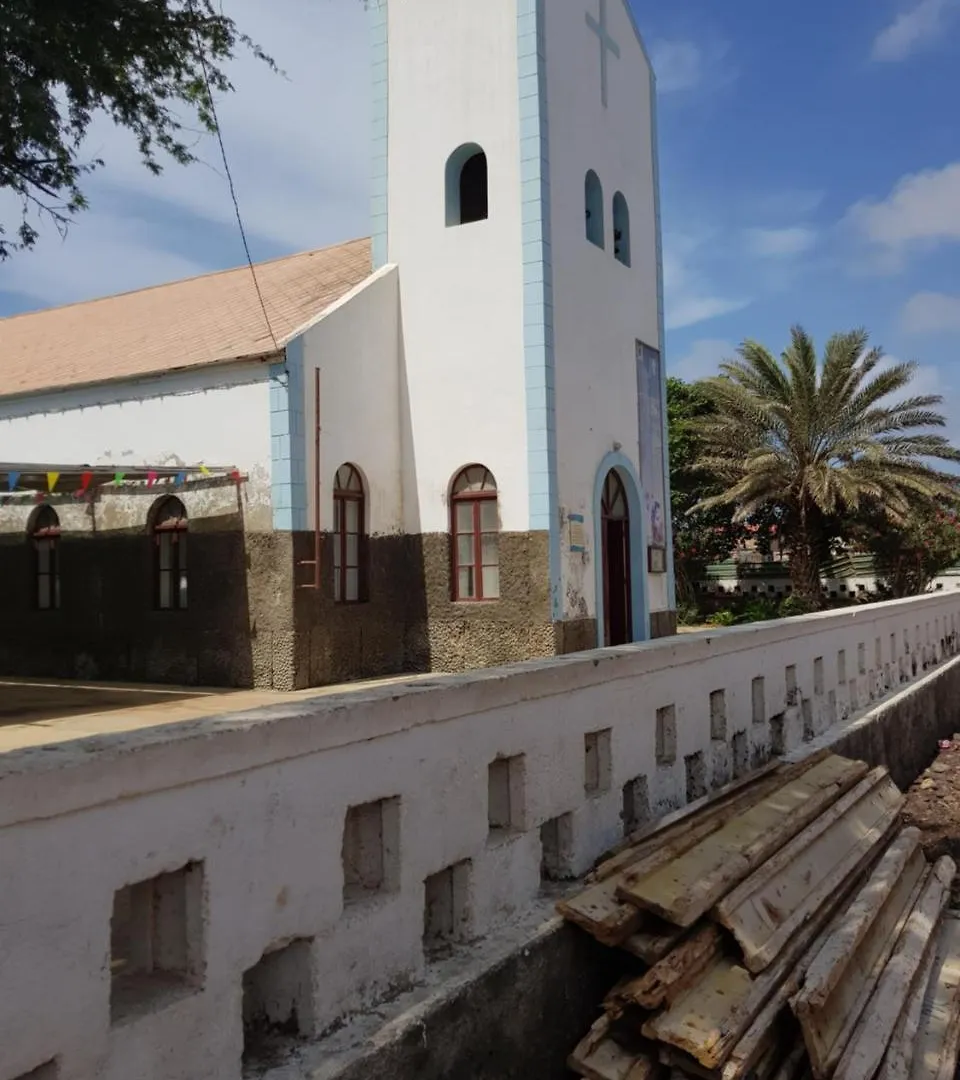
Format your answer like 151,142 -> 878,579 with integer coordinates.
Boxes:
669,339 -> 735,382
650,41 -> 704,93
744,227 -> 817,258
901,292 -> 960,333
663,234 -> 751,331
0,0 -> 370,306
871,0 -> 958,62
845,162 -> 960,269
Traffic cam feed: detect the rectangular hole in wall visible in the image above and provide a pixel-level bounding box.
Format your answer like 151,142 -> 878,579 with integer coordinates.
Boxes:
814,656 -> 824,696
242,938 -> 314,1068
785,666 -> 798,707
622,775 -> 651,836
110,861 -> 204,1025
801,698 -> 814,741
709,690 -> 726,741
584,729 -> 613,794
751,677 -> 765,726
875,637 -> 883,669
423,860 -> 472,958
828,688 -> 837,722
857,643 -> 866,676
685,751 -> 707,802
849,678 -> 859,710
540,814 -> 575,882
342,797 -> 401,905
837,649 -> 847,685
656,705 -> 677,765
487,754 -> 526,838
891,633 -> 897,662
770,713 -> 786,756
732,730 -> 749,780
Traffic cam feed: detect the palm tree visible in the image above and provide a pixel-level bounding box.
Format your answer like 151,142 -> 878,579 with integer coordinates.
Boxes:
692,327 -> 960,608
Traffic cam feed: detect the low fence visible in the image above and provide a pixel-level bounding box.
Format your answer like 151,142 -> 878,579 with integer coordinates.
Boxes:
2,592 -> 959,1080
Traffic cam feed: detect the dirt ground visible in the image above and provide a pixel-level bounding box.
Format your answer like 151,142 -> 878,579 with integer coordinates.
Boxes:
902,734 -> 960,904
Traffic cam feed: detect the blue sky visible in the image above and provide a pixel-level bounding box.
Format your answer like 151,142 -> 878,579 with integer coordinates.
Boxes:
1,0 -> 959,431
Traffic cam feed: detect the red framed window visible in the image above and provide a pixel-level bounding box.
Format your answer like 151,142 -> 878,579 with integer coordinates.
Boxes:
451,465 -> 500,601
333,464 -> 366,603
152,497 -> 188,610
30,505 -> 61,610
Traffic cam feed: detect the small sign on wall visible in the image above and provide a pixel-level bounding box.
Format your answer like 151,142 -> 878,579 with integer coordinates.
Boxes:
648,545 -> 667,574
568,513 -> 586,554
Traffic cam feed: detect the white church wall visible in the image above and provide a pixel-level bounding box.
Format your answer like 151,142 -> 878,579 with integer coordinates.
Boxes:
386,0 -> 530,535
544,1 -> 662,627
0,365 -> 274,531
299,266 -> 403,535
1,591 -> 959,1079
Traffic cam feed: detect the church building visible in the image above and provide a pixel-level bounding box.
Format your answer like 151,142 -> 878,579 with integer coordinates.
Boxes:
0,0 -> 675,690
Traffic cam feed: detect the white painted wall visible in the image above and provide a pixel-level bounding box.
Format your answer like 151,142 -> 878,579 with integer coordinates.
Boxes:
0,365 -> 274,530
386,0 -> 529,534
545,1 -> 662,619
2,592 -> 959,1080
300,268 -> 402,534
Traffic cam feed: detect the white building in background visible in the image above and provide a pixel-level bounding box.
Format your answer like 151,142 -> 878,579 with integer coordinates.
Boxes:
0,0 -> 674,690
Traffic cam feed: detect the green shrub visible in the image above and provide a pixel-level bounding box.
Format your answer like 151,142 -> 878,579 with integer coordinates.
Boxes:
737,598 -> 780,624
707,608 -> 736,627
779,594 -> 817,618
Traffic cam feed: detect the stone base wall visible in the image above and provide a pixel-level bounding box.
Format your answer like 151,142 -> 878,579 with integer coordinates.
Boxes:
651,609 -> 678,639
0,524 -> 296,689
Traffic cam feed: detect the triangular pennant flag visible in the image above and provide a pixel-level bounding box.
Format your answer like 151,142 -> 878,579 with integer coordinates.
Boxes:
230,468 -> 241,482
147,471 -> 158,487
7,471 -> 20,492
79,471 -> 93,495
199,464 -> 211,476
175,471 -> 187,487
46,471 -> 60,493
114,472 -> 125,486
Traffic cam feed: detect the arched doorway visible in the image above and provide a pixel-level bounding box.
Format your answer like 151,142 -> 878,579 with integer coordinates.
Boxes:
601,470 -> 632,646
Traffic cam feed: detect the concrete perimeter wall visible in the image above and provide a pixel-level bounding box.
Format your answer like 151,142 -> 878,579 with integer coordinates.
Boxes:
2,592 -> 960,1080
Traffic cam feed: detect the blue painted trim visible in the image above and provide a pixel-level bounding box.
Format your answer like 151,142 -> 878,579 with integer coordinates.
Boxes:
593,453 -> 650,646
370,0 -> 389,269
517,0 -> 561,622
649,64 -> 676,610
269,336 -> 307,532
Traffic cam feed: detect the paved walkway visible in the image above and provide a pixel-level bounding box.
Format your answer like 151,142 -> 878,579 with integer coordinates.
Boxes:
0,674 -> 429,754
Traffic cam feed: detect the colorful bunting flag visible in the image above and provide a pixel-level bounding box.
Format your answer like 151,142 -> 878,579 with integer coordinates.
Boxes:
7,471 -> 20,492
175,471 -> 187,487
230,468 -> 241,482
79,471 -> 93,496
46,471 -> 60,493
199,464 -> 211,476
147,471 -> 158,487
113,472 -> 125,486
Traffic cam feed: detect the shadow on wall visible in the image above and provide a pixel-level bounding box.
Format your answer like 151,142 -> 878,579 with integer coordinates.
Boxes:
0,498 -> 261,688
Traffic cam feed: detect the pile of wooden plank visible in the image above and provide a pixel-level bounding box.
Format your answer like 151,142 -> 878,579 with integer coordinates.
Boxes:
559,750 -> 960,1080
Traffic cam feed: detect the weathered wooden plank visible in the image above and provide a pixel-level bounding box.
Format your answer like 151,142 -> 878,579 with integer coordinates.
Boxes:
833,856 -> 956,1080
714,768 -> 903,972
591,757 -> 822,883
658,1045 -> 722,1080
792,835 -> 927,1078
623,920 -> 687,965
611,926 -> 725,1012
874,933 -> 937,1080
798,827 -> 922,1010
617,756 -> 870,928
909,911 -> 960,1080
650,832 -> 874,1071
558,875 -> 646,946
569,1013 -> 660,1080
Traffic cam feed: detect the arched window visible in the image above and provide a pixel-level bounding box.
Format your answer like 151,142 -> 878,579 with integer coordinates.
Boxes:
585,170 -> 604,248
30,505 -> 60,610
333,464 -> 366,603
613,191 -> 631,267
445,143 -> 489,226
451,465 -> 499,601
152,497 -> 187,610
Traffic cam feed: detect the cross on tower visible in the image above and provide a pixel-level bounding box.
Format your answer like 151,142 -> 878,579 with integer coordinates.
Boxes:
586,0 -> 621,108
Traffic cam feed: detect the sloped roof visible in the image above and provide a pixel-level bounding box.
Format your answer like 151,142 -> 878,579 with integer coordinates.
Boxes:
0,237 -> 372,400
